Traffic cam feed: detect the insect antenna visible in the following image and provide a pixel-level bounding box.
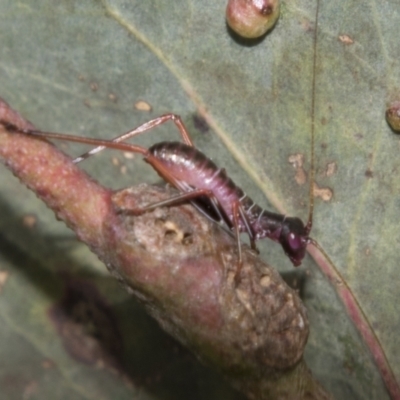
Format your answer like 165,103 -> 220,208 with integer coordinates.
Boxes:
306,0 -> 320,236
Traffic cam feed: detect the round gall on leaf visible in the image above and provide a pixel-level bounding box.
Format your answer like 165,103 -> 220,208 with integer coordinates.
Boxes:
386,101 -> 400,133
226,0 -> 280,39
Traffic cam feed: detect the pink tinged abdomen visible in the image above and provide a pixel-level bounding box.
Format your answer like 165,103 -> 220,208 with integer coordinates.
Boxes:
147,142 -> 244,223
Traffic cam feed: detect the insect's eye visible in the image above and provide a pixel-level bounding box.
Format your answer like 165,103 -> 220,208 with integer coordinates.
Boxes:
280,224 -> 308,267
287,232 -> 302,251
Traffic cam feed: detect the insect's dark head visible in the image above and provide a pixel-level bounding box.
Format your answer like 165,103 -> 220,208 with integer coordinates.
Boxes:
280,217 -> 310,267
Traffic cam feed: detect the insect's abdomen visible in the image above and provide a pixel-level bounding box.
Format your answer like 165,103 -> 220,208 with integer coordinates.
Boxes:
148,142 -> 244,222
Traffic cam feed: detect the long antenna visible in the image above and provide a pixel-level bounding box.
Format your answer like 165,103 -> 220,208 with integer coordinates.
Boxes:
306,0 -> 320,234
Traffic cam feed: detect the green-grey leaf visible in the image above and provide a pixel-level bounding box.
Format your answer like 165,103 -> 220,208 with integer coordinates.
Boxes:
0,0 -> 399,399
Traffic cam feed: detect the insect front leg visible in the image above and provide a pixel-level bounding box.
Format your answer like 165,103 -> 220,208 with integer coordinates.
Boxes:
232,201 -> 243,285
232,201 -> 259,285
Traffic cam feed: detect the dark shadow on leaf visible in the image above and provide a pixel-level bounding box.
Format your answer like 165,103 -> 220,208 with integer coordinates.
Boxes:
225,21 -> 277,47
280,269 -> 308,300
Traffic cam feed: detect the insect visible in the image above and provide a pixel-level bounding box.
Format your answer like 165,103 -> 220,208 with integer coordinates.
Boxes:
1,112 -> 318,280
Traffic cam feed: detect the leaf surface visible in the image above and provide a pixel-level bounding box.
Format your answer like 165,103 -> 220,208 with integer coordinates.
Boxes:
0,0 -> 399,398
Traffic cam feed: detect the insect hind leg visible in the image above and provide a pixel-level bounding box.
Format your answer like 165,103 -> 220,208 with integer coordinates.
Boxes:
74,114 -> 194,163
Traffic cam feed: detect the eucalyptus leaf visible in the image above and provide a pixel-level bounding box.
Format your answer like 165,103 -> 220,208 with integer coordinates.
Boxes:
1,0 -> 399,399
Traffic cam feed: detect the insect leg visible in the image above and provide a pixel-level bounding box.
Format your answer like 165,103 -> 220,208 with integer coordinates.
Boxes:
120,188 -> 215,215
232,201 -> 243,285
74,114 -> 195,163
115,154 -> 214,213
237,204 -> 258,252
167,178 -> 229,227
0,120 -> 148,156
